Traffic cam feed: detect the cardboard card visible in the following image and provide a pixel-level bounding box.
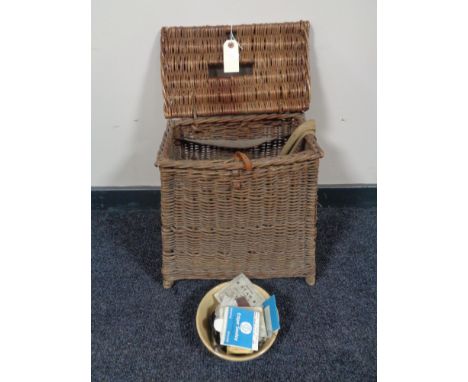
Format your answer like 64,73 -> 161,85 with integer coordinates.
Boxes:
263,295 -> 280,337
220,306 -> 260,351
214,273 -> 265,307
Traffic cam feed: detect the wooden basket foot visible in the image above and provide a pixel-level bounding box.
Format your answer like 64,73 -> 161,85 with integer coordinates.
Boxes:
163,279 -> 174,289
305,275 -> 316,286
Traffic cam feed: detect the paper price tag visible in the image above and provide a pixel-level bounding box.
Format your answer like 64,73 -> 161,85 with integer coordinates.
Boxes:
223,39 -> 239,73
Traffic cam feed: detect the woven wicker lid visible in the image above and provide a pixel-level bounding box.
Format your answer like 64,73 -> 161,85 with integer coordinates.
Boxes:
160,21 -> 311,118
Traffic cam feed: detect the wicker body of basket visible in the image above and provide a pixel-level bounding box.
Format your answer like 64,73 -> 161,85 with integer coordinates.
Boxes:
156,21 -> 323,288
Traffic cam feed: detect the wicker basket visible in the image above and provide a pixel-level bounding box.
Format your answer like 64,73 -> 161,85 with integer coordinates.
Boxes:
156,21 -> 323,288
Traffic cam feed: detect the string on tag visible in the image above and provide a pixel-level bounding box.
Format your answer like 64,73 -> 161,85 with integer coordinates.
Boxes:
223,25 -> 240,73
229,24 -> 242,50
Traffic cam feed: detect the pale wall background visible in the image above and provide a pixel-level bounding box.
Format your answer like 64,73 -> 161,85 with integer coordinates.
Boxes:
92,0 -> 376,187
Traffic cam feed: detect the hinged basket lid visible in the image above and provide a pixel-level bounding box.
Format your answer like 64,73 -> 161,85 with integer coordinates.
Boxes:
160,21 -> 311,118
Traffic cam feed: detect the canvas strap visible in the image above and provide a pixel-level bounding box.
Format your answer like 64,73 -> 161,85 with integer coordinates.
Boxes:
280,120 -> 316,155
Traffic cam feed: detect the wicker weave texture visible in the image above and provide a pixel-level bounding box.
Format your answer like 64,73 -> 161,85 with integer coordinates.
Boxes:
161,21 -> 310,118
156,114 -> 322,287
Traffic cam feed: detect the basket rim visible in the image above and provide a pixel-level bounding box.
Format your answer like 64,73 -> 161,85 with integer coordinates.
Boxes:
155,141 -> 323,170
161,20 -> 310,33
155,113 -> 323,170
166,112 -> 305,126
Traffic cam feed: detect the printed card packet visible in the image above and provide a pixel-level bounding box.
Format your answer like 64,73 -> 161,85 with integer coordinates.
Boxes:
214,273 -> 265,307
263,295 -> 280,338
220,306 -> 260,351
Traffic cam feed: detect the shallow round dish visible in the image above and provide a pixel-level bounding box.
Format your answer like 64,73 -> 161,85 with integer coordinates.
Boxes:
195,282 -> 278,362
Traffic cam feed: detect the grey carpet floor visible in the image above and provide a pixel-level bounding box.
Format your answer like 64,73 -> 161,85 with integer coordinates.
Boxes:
92,206 -> 376,381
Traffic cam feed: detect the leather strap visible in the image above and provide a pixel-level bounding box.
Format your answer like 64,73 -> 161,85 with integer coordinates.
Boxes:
234,151 -> 253,171
182,137 -> 275,149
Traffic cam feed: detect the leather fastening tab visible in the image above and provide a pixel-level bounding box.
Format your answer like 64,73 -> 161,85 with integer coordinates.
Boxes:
234,151 -> 253,171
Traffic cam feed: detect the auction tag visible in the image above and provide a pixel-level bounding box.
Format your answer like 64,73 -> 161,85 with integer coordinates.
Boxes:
223,39 -> 239,73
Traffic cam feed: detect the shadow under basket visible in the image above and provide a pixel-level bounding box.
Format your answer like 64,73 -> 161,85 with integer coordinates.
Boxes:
156,113 -> 324,288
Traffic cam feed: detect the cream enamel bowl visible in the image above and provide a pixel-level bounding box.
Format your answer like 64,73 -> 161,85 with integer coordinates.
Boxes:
195,282 -> 278,362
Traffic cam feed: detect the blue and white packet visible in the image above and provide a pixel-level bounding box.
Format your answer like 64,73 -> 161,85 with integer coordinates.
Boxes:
263,295 -> 280,338
220,306 -> 260,351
